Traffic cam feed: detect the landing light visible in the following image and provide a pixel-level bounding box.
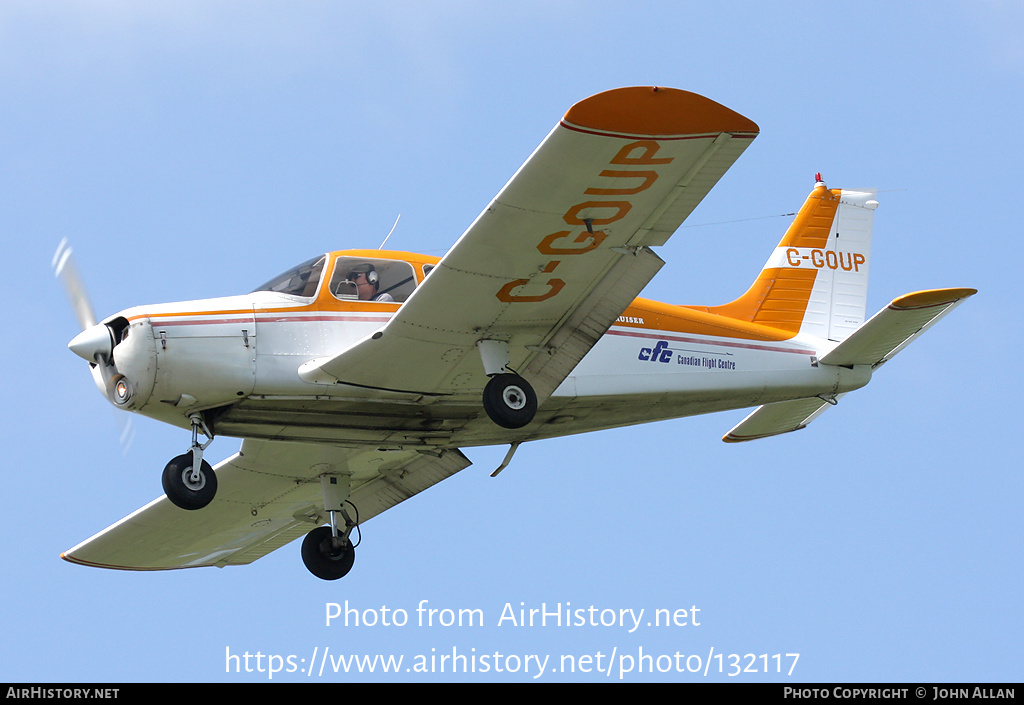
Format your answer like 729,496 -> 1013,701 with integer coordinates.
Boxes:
110,375 -> 133,406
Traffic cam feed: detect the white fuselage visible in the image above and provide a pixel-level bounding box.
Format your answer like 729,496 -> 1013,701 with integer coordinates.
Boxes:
97,289 -> 870,446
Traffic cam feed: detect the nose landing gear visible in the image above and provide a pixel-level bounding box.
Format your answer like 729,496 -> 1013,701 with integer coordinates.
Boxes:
162,413 -> 218,511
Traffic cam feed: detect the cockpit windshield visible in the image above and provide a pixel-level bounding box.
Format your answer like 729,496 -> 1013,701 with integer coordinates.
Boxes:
252,255 -> 326,297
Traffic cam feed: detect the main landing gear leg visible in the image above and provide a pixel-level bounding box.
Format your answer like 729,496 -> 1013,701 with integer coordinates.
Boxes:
162,413 -> 218,511
302,475 -> 358,581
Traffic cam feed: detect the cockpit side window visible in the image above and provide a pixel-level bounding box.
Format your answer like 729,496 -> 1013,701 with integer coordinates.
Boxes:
252,255 -> 326,297
330,257 -> 417,303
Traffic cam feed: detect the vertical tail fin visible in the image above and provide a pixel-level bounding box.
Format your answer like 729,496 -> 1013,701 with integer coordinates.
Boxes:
705,177 -> 878,341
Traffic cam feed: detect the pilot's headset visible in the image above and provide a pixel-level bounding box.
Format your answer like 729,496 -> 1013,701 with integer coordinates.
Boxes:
348,263 -> 379,289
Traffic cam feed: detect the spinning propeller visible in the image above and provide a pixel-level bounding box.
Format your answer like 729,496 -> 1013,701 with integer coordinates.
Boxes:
52,239 -> 135,454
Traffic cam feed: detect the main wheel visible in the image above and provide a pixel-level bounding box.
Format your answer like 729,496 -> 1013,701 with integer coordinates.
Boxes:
482,373 -> 537,429
301,526 -> 356,580
162,452 -> 217,510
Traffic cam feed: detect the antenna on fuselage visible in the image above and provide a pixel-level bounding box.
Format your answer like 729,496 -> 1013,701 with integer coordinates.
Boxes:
378,214 -> 401,249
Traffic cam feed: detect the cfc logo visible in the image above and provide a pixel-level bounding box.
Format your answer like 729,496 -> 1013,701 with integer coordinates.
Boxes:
638,340 -> 672,363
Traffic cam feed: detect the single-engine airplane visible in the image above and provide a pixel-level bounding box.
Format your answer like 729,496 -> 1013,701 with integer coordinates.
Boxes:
56,87 -> 975,580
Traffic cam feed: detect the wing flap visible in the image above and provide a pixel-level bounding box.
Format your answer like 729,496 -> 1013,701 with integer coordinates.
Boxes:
62,440 -> 471,571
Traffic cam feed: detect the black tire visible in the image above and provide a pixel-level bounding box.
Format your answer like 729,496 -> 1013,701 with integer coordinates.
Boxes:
162,452 -> 217,510
482,373 -> 537,429
301,526 -> 356,580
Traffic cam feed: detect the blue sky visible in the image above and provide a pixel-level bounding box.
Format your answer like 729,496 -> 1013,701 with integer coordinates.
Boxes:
2,1 -> 1020,683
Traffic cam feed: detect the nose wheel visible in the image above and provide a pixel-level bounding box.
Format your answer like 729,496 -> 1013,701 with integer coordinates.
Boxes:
162,453 -> 217,510
162,413 -> 217,510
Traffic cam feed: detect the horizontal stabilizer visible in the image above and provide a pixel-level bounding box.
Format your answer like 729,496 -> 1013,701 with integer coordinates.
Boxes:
721,287 -> 974,443
819,288 -> 976,369
723,395 -> 842,443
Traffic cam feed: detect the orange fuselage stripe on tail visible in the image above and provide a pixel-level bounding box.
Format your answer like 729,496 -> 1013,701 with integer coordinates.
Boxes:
684,185 -> 841,335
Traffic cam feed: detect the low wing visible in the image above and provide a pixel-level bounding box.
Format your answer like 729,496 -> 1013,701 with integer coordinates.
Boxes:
299,87 -> 759,404
61,440 -> 470,571
723,288 -> 976,442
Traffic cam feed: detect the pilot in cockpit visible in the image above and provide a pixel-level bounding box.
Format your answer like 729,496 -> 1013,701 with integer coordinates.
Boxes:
348,264 -> 395,302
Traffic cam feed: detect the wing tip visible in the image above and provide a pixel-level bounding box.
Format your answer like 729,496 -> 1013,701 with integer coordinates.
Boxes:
563,86 -> 760,138
60,549 -> 182,572
722,425 -> 805,443
60,550 -> 115,570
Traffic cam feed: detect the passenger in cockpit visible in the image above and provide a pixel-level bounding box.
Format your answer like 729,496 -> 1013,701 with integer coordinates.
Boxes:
349,264 -> 394,302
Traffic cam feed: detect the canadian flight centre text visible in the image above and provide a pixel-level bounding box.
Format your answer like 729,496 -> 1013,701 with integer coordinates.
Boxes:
223,600 -> 800,680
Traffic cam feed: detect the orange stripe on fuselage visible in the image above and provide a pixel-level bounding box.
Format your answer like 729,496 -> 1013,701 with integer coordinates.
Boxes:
614,296 -> 811,344
128,302 -> 402,325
